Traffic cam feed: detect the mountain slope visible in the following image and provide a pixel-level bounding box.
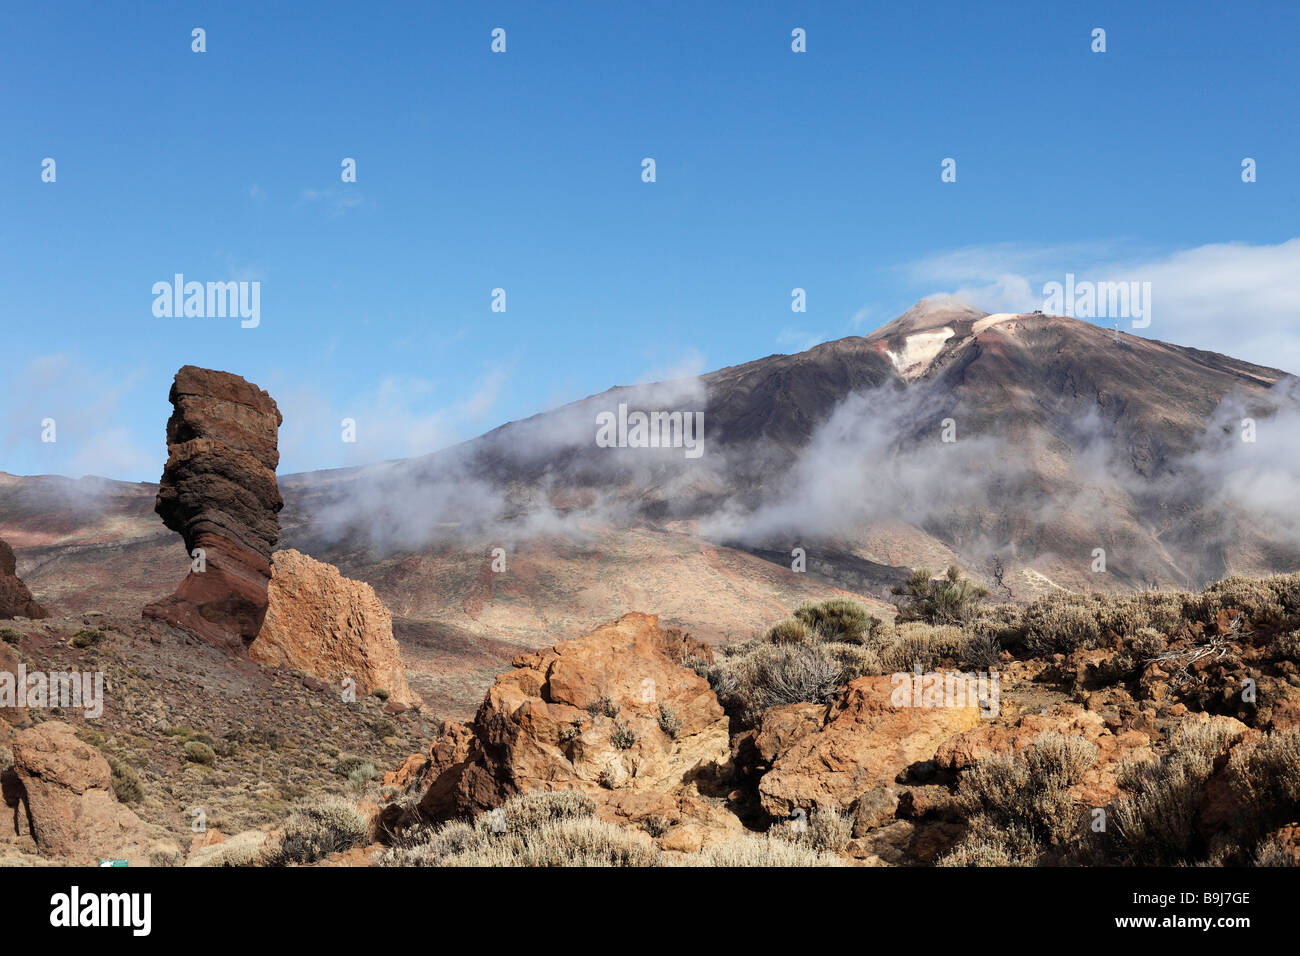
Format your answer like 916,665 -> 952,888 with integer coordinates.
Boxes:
4,299 -> 1299,715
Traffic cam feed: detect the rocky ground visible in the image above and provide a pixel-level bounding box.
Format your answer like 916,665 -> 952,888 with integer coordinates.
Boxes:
5,569 -> 1300,866
0,612 -> 435,865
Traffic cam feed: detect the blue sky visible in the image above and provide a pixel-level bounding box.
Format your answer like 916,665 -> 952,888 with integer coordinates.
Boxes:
3,0 -> 1298,481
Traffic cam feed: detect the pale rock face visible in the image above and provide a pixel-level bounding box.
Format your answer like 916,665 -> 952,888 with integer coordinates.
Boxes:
971,312 -> 1021,335
10,721 -> 150,865
251,548 -> 417,706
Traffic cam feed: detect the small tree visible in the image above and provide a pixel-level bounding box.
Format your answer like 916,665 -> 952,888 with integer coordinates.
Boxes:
895,565 -> 988,625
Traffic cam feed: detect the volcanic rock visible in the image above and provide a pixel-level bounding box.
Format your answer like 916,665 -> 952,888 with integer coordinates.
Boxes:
0,537 -> 47,620
396,613 -> 732,830
251,549 -> 417,706
10,720 -> 150,865
757,675 -> 983,818
143,366 -> 283,653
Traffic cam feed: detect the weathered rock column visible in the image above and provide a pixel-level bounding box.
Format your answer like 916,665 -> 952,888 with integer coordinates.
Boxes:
143,365 -> 283,654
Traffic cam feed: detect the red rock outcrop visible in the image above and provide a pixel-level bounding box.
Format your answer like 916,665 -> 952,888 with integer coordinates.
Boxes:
0,538 -> 48,620
143,366 -> 283,654
391,613 -> 733,839
9,721 -> 150,865
251,549 -> 417,706
757,675 -> 984,818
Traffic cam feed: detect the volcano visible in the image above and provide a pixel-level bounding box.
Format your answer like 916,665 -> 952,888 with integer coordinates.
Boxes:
3,300 -> 1297,715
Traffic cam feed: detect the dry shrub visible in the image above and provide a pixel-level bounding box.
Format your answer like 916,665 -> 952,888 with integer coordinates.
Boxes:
674,832 -> 844,867
1021,596 -> 1103,656
1106,716 -> 1247,865
1228,727 -> 1300,821
937,817 -> 1037,867
185,830 -> 271,867
941,732 -> 1098,865
264,797 -> 370,866
772,808 -> 852,853
706,641 -> 843,728
380,792 -> 656,867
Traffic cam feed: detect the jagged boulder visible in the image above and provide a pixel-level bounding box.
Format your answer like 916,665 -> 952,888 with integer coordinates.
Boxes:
143,366 -> 283,653
251,549 -> 417,706
758,675 -> 984,818
393,613 -> 732,836
0,538 -> 47,620
10,721 -> 150,865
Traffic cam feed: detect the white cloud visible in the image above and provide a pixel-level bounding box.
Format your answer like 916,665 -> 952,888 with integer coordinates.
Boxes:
275,364 -> 513,474
1,355 -> 156,481
776,327 -> 828,352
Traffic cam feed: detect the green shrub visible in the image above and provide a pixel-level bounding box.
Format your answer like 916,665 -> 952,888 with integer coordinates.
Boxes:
794,599 -> 882,644
183,741 -> 216,766
70,628 -> 103,649
371,688 -> 390,701
333,755 -> 369,777
75,728 -> 106,747
108,758 -> 144,804
894,566 -> 989,626
765,619 -> 814,645
0,627 -> 20,645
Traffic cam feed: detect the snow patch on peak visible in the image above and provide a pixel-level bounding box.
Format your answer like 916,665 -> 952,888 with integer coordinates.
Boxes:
886,327 -> 955,380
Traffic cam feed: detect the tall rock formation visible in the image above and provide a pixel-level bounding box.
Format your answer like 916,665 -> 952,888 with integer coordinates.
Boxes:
252,549 -> 418,706
0,537 -> 48,620
143,366 -> 283,653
